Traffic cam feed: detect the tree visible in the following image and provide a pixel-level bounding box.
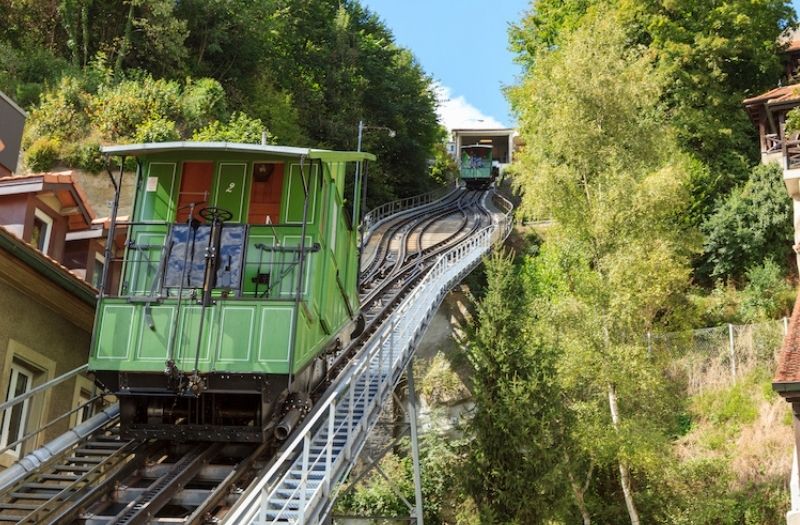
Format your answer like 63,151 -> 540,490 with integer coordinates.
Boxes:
700,162 -> 793,281
464,250 -> 568,523
509,0 -> 795,225
509,7 -> 692,522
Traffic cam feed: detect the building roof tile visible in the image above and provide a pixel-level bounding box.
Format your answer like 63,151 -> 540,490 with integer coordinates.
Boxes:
0,171 -> 96,228
774,291 -> 800,390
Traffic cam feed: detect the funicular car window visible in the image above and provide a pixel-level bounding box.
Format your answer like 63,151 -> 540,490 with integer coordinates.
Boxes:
164,224 -> 244,293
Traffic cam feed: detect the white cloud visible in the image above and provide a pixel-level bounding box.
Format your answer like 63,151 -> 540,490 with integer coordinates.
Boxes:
434,83 -> 505,131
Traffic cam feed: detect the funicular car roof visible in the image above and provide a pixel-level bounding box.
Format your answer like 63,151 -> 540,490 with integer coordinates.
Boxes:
101,141 -> 376,162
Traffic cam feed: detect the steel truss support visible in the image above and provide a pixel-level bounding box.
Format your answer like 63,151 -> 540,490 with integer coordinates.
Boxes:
406,363 -> 425,525
332,364 -> 425,524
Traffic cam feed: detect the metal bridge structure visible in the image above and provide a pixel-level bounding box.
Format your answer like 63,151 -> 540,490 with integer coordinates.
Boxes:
0,186 -> 513,525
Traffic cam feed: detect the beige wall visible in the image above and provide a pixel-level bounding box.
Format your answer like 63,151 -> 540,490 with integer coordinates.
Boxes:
0,278 -> 92,466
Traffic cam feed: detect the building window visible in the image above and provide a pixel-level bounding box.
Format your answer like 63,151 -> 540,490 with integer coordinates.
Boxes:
92,253 -> 105,289
74,389 -> 93,425
0,363 -> 34,457
31,209 -> 53,254
71,375 -> 98,428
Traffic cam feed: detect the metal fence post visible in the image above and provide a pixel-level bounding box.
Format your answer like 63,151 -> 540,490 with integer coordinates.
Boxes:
728,323 -> 737,379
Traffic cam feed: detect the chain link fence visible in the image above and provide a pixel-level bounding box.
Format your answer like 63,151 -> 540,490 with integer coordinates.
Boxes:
650,319 -> 788,396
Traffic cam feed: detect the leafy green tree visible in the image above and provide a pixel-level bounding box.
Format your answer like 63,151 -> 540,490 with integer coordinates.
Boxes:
700,162 -> 793,281
510,8 -> 692,522
739,258 -> 793,322
192,112 -> 269,144
464,249 -> 568,523
510,0 -> 794,225
634,0 -> 795,221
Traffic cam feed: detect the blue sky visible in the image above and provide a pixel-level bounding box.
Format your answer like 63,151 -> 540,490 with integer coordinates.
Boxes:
365,0 -> 800,131
361,0 -> 529,130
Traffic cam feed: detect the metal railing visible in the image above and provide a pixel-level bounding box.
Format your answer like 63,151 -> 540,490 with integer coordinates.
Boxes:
103,221 -> 315,301
0,365 -> 109,459
361,182 -> 460,243
223,192 -> 512,524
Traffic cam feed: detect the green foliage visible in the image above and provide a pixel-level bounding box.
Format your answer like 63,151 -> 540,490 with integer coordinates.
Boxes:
510,7 -> 695,521
463,250 -> 568,523
427,135 -> 459,187
3,0 -> 444,201
739,259 -> 793,322
133,117 -> 180,143
23,76 -> 89,146
63,141 -> 104,173
180,78 -> 227,130
510,0 -> 794,232
24,137 -> 61,172
692,382 -> 758,428
419,353 -> 468,406
0,41 -> 74,108
335,434 -> 466,525
700,163 -> 793,281
20,72 -> 265,169
192,112 -> 268,144
89,76 -> 181,141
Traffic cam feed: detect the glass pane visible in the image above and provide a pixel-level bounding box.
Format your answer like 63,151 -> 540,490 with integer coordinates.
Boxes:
216,226 -> 244,290
31,219 -> 44,251
6,370 -> 29,449
164,225 -> 208,289
164,225 -> 244,292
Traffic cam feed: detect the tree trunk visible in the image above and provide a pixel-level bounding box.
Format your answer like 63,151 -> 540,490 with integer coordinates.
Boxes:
81,1 -> 91,67
115,0 -> 135,73
607,383 -> 640,525
566,463 -> 592,525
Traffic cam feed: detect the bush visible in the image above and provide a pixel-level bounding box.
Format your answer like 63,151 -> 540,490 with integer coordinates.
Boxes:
23,76 -> 88,147
24,136 -> 61,172
192,112 -> 268,144
180,78 -> 227,130
740,259 -> 793,322
89,76 -> 181,141
133,117 -> 180,143
63,141 -> 105,173
700,163 -> 792,281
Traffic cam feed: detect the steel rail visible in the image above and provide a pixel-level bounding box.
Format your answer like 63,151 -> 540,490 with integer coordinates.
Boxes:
360,188 -> 465,280
0,190 -> 510,525
222,191 -> 512,523
361,181 -> 459,244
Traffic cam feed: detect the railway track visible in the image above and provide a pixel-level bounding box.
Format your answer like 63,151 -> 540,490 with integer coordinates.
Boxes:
0,188 -> 495,524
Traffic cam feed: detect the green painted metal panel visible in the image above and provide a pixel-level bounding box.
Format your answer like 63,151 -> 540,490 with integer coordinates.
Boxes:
243,233 -> 276,298
309,150 -> 375,162
176,306 -> 215,366
95,303 -> 137,361
276,235 -> 313,298
213,163 -> 248,222
125,230 -> 166,295
139,162 -> 177,221
256,306 -> 294,363
217,306 -> 256,362
283,163 -> 317,223
136,305 -> 176,361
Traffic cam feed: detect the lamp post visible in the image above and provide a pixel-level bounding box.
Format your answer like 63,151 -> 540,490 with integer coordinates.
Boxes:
355,120 -> 395,281
355,120 -> 396,231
